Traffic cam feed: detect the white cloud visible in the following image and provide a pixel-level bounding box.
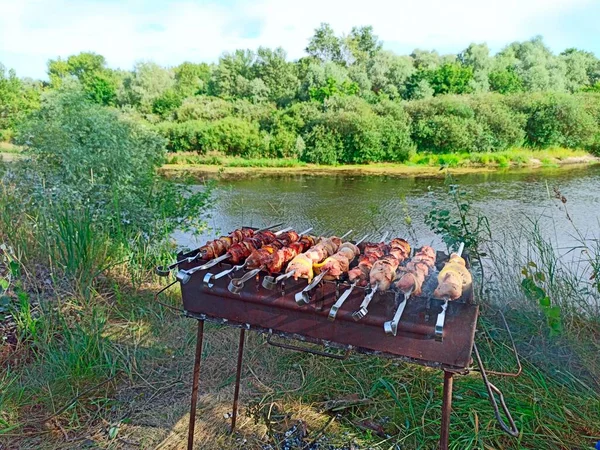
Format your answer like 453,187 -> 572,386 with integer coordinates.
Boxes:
0,0 -> 594,78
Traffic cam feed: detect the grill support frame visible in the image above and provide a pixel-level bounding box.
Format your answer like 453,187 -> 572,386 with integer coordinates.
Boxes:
184,312 -> 463,450
170,244 -> 514,449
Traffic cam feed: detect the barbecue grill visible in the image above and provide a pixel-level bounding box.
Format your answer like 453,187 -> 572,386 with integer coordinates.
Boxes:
155,227 -> 520,450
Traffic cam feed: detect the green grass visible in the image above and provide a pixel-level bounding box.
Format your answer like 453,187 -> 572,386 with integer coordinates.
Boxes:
165,153 -> 307,168
163,148 -> 595,173
408,147 -> 592,168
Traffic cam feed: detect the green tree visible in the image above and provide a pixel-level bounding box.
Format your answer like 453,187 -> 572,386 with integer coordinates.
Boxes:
429,63 -> 474,95
119,61 -> 175,115
0,65 -> 41,139
306,23 -> 344,64
410,49 -> 440,71
497,36 -> 566,92
367,51 -> 414,98
459,43 -> 492,92
345,25 -> 382,65
253,47 -> 299,105
560,48 -> 600,92
47,52 -> 119,105
489,67 -> 523,94
174,62 -> 211,97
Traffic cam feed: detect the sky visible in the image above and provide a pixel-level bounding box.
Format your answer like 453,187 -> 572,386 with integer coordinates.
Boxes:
1,0 -> 599,80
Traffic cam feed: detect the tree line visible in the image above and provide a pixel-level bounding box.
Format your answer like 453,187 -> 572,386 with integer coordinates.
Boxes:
2,24 -> 600,163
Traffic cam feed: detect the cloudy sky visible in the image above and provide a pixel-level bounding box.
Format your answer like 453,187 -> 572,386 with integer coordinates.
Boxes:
1,0 -> 598,79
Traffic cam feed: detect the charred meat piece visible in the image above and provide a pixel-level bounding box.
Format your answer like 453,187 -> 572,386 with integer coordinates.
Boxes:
394,246 -> 435,295
348,246 -> 386,287
200,228 -> 255,260
285,236 -> 343,281
369,255 -> 400,291
433,253 -> 472,300
313,242 -> 360,279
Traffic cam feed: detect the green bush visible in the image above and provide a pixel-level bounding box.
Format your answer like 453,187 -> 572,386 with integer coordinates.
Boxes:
522,93 -> 597,148
470,95 -> 526,150
302,124 -> 343,164
14,86 -> 211,239
203,117 -> 266,157
174,96 -> 233,122
269,128 -> 300,158
156,120 -> 208,153
407,97 -> 483,153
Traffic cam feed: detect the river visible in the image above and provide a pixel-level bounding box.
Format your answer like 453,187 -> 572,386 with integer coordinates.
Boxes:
176,164 -> 600,251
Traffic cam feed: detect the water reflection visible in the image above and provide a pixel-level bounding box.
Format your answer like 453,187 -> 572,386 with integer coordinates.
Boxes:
175,164 -> 600,251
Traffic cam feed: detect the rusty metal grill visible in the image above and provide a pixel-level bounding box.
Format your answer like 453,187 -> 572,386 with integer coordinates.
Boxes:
156,228 -> 519,450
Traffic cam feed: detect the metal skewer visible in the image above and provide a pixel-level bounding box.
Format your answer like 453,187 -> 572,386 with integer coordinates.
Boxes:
155,223 -> 283,276
294,232 -> 368,306
229,229 -> 352,295
175,227 -> 294,284
383,287 -> 413,336
328,231 -> 388,321
352,282 -> 379,321
204,228 -> 313,287
434,242 -> 465,341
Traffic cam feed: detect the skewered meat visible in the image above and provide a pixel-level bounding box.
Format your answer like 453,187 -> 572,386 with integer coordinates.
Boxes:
267,236 -> 316,273
286,236 -> 343,281
395,246 -> 435,295
199,228 -> 254,260
223,230 -> 278,264
244,231 -> 302,269
313,242 -> 360,279
348,244 -> 387,286
433,253 -> 472,300
369,255 -> 400,291
389,238 -> 411,261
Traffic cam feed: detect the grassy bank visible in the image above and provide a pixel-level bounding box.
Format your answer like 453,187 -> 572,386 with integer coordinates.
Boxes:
162,148 -> 599,178
1,170 -> 599,449
1,213 -> 599,449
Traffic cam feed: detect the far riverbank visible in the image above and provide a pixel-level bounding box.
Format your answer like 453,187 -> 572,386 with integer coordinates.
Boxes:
161,148 -> 599,179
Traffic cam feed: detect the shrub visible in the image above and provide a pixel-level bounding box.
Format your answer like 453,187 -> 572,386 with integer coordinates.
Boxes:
14,86 -> 211,239
269,128 -> 300,158
302,124 -> 343,164
174,96 -> 233,122
203,117 -> 266,157
470,95 -> 526,150
407,97 -> 483,153
156,120 -> 208,153
523,93 -> 597,148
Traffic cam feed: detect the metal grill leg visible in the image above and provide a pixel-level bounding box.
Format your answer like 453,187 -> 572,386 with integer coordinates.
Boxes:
440,371 -> 453,450
188,320 -> 205,450
230,328 -> 246,433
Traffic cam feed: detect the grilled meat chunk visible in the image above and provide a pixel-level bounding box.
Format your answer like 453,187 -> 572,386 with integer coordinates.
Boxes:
433,253 -> 472,300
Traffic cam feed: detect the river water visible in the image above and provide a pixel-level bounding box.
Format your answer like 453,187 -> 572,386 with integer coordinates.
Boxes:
176,164 -> 600,251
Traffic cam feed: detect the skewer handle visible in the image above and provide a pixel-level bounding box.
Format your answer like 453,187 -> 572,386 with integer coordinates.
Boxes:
328,282 -> 357,321
295,269 -> 329,306
435,299 -> 449,341
228,267 -> 262,294
352,283 -> 379,321
383,289 -> 412,336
